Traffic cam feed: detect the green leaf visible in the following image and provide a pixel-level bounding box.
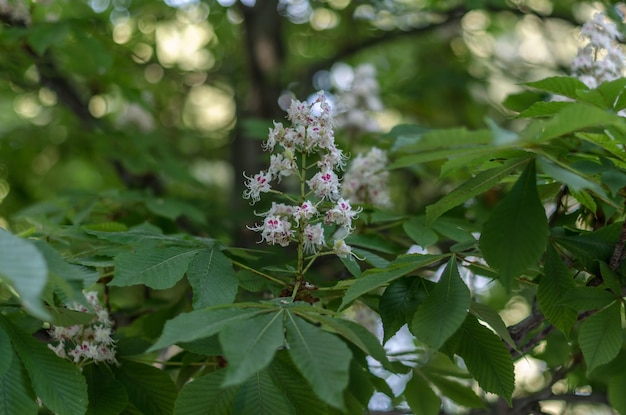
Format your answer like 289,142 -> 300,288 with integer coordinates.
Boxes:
560,287 -> 617,311
0,316 -> 88,415
403,216 -> 438,247
84,364 -> 128,415
380,277 -> 433,342
0,230 -> 49,320
231,370 -> 295,415
608,372 -> 626,415
536,103 -> 622,142
597,77 -> 626,109
268,352 -> 329,415
111,247 -> 200,289
27,21 -> 70,55
112,359 -> 177,415
426,157 -> 531,224
401,128 -> 493,151
339,254 -> 445,310
174,370 -> 237,415
579,302 -> 622,375
149,307 -> 267,351
479,160 -> 549,290
469,301 -> 517,351
0,349 -> 38,415
285,312 -> 351,409
517,101 -> 575,118
390,146 -> 499,169
220,311 -> 285,387
403,372 -> 441,415
424,373 -> 485,408
537,156 -> 606,195
33,240 -> 99,287
145,197 -> 206,223
187,248 -> 238,309
524,76 -> 588,99
537,244 -> 577,335
552,222 -> 621,272
411,256 -> 470,350
599,261 -> 622,295
0,327 -> 11,377
303,314 -> 393,371
454,316 -> 515,405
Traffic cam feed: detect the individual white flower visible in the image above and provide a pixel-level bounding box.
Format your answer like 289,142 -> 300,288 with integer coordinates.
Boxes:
243,171 -> 272,204
333,63 -> 383,133
265,121 -> 285,152
248,214 -> 295,247
325,198 -> 362,230
269,153 -> 297,180
307,169 -> 341,201
333,238 -> 354,258
261,202 -> 296,217
294,200 -> 318,224
303,223 -> 325,254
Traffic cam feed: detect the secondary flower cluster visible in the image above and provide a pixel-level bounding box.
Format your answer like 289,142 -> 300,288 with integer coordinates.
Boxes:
342,147 -> 391,208
244,92 -> 362,258
334,63 -> 384,133
572,12 -> 625,88
47,291 -> 118,366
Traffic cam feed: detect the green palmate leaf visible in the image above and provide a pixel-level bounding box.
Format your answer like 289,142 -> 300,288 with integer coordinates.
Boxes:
524,76 -> 588,98
339,254 -> 446,311
0,316 -> 88,415
599,261 -> 622,295
469,302 -> 517,351
0,349 -> 38,415
304,314 -> 393,371
411,256 -> 470,350
112,246 -> 200,289
32,240 -> 99,288
560,287 -> 618,311
454,316 -> 515,405
517,101 -> 575,118
145,197 -> 206,223
149,306 -> 268,351
285,312 -> 351,409
187,248 -> 238,309
232,370 -> 295,415
220,311 -> 285,387
608,372 -> 626,415
597,77 -> 626,107
569,189 -> 597,214
346,233 -> 402,255
403,216 -> 438,247
579,302 -> 622,375
0,230 -> 49,320
112,359 -> 177,415
426,157 -> 531,224
351,247 -> 390,268
537,244 -> 577,335
403,372 -> 441,415
268,352 -> 329,415
0,327 -> 11,377
536,103 -> 622,142
380,277 -> 433,342
174,370 -> 237,415
479,161 -> 549,291
423,373 -> 485,408
577,132 -> 626,162
84,364 -> 128,415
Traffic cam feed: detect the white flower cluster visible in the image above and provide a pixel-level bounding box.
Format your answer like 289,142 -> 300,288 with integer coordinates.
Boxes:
0,0 -> 31,26
334,63 -> 384,133
572,12 -> 625,88
47,291 -> 118,366
342,147 -> 391,208
244,92 -> 362,258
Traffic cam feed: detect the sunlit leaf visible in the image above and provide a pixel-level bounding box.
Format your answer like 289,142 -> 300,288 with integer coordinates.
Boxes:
403,372 -> 440,415
524,76 -> 589,99
187,248 -> 238,309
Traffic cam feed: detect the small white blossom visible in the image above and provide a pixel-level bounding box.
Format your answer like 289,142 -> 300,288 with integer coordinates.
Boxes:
243,171 -> 272,204
325,198 -> 362,230
294,200 -> 318,224
248,214 -> 295,247
307,169 -> 341,201
333,239 -> 354,258
269,153 -> 297,180
303,223 -> 325,254
342,147 -> 391,208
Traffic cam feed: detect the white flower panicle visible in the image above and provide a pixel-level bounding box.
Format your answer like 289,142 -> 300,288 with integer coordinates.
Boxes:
47,291 -> 118,366
244,92 -> 361,257
572,12 -> 626,88
342,147 -> 392,208
334,63 -> 384,133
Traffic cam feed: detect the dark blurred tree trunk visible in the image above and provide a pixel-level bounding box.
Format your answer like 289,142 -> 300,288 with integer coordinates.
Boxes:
231,0 -> 285,245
